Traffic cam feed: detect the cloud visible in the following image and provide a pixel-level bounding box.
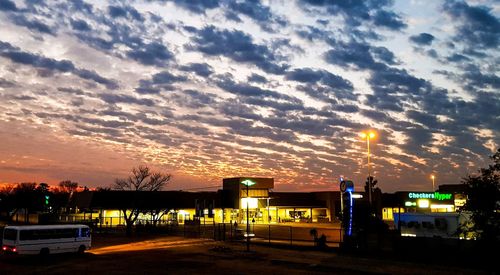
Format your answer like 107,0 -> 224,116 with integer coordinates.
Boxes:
409,33 -> 435,46
0,77 -> 16,88
0,41 -> 118,89
57,87 -> 85,95
247,73 -> 267,83
324,40 -> 383,71
372,10 -> 406,30
225,0 -> 288,32
443,0 -> 499,50
70,19 -> 92,32
152,71 -> 187,84
0,0 -> 17,11
242,96 -> 305,112
179,62 -> 214,77
188,26 -> 289,74
166,0 -> 220,14
263,115 -> 334,136
446,53 -> 470,63
298,0 -> 406,31
99,93 -> 155,106
215,75 -> 300,104
135,71 -> 187,94
77,69 -> 119,89
285,68 -> 353,92
371,46 -> 398,65
167,89 -> 218,109
126,41 -> 174,66
0,0 -> 497,191
462,64 -> 500,90
108,5 -> 144,22
406,110 -> 440,129
219,99 -> 262,121
12,15 -> 55,35
369,66 -> 428,95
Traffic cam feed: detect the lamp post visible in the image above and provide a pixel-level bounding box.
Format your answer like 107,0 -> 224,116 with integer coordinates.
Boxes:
360,131 -> 375,206
241,179 -> 256,252
431,175 -> 435,191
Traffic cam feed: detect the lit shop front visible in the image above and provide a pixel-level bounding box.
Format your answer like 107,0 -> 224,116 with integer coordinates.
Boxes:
382,191 -> 456,222
222,178 -> 332,224
66,177 -> 338,227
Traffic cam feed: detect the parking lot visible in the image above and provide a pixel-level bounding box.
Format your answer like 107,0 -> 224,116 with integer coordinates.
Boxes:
0,234 -> 491,274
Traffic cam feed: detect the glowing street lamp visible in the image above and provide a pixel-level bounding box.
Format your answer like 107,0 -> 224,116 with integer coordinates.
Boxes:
431,175 -> 435,191
360,131 -> 376,206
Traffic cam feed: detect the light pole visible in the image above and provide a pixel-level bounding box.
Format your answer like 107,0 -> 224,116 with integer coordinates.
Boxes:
241,179 -> 256,252
431,175 -> 435,191
360,131 -> 375,206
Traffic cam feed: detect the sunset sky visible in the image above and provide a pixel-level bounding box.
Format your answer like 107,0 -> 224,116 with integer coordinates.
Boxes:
0,0 -> 498,192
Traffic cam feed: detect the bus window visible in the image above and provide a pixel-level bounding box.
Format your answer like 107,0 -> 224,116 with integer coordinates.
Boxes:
3,229 -> 17,241
20,230 -> 35,240
81,228 -> 90,238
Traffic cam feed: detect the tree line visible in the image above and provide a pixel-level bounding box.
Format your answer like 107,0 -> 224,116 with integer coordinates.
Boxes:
0,166 -> 172,236
0,180 -> 83,223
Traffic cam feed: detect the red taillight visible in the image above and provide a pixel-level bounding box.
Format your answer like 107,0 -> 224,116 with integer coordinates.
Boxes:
12,247 -> 16,252
2,246 -> 7,251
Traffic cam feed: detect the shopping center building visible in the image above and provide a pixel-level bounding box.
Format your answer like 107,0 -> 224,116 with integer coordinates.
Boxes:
65,178 -> 467,229
67,177 -> 342,226
380,184 -> 467,223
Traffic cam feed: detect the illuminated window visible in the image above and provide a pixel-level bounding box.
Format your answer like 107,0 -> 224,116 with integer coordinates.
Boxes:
241,198 -> 258,209
430,204 -> 454,212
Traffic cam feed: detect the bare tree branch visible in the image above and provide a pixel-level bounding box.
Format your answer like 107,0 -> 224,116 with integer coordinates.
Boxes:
112,165 -> 172,236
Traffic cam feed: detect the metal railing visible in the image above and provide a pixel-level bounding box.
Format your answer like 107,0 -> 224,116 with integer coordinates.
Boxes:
57,215 -> 343,247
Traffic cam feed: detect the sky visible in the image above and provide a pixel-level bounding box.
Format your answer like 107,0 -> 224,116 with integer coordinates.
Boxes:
0,0 -> 498,193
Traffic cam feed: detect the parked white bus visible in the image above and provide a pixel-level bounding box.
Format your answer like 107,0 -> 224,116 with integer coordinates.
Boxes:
2,224 -> 91,255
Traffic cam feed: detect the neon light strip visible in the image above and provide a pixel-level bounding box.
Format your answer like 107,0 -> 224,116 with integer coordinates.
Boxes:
348,191 -> 353,236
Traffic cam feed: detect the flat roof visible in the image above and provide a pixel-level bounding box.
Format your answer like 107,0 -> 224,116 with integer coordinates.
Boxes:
5,224 -> 89,230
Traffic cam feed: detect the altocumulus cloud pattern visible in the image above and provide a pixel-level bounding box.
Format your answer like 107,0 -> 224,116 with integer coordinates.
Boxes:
0,0 -> 498,191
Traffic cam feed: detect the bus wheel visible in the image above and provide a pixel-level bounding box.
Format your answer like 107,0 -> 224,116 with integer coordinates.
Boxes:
78,245 -> 86,254
40,248 -> 50,256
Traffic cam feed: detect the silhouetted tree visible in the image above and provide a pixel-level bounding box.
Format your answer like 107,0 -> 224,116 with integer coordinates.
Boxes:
36,182 -> 50,193
59,180 -> 79,193
0,184 -> 16,219
12,182 -> 39,222
50,180 -> 80,214
461,149 -> 500,241
364,176 -> 378,194
113,166 -> 172,236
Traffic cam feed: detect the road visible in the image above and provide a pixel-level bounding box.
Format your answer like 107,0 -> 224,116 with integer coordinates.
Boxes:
250,224 -> 342,244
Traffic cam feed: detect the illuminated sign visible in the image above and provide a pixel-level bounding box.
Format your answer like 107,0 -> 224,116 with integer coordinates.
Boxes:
241,179 -> 256,186
405,201 -> 416,207
417,199 -> 429,208
340,180 -> 354,192
408,192 -> 452,201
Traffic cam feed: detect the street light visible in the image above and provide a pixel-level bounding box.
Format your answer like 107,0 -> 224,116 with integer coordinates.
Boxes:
431,175 -> 435,191
360,131 -> 376,206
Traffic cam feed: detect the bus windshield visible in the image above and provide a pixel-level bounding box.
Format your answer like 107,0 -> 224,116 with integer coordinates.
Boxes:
3,228 -> 17,240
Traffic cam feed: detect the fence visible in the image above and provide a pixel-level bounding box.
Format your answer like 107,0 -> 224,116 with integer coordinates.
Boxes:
57,215 -> 343,247
171,222 -> 342,247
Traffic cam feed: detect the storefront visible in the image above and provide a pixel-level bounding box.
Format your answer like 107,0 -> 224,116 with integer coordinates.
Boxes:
67,177 -> 340,226
382,191 -> 456,222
